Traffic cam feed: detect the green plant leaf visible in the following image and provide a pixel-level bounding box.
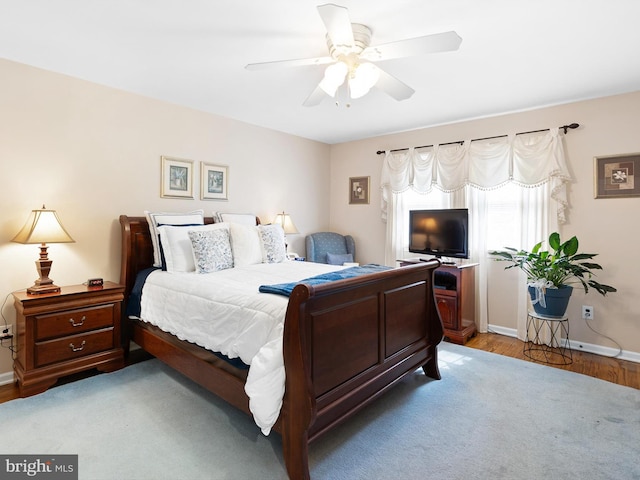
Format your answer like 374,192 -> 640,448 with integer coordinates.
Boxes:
548,232 -> 561,250
579,262 -> 603,270
572,253 -> 597,261
563,236 -> 579,256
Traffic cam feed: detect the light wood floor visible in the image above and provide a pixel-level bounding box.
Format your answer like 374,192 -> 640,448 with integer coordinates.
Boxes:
1,334 -> 638,403
465,332 -> 640,389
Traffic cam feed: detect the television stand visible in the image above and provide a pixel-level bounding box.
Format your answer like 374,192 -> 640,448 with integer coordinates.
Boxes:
400,259 -> 478,345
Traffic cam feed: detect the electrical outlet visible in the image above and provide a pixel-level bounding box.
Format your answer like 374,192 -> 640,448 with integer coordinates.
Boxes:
582,305 -> 594,320
0,324 -> 12,339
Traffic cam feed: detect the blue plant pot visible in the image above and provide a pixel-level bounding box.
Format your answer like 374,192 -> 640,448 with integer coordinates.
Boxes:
528,285 -> 573,317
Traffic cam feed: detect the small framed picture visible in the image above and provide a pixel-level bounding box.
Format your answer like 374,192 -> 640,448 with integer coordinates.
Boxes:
349,176 -> 370,205
594,153 -> 640,198
201,163 -> 228,200
161,156 -> 194,199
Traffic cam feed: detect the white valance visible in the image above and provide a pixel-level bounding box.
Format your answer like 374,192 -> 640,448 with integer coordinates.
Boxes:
380,129 -> 572,223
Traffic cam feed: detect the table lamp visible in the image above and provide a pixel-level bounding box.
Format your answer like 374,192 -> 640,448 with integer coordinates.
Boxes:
273,211 -> 298,251
12,205 -> 75,294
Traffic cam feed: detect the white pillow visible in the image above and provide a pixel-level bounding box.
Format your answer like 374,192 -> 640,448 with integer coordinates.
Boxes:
189,229 -> 233,273
228,223 -> 263,266
214,212 -> 257,226
157,223 -> 228,273
259,224 -> 286,263
145,210 -> 204,267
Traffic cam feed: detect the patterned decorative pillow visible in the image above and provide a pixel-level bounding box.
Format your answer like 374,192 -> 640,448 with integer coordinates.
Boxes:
259,224 -> 286,263
188,228 -> 233,273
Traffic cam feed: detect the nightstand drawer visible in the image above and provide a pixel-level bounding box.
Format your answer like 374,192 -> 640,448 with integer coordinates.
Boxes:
35,304 -> 116,341
35,328 -> 115,367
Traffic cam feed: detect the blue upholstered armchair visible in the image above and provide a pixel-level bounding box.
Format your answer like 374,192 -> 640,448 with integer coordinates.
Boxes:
305,232 -> 356,264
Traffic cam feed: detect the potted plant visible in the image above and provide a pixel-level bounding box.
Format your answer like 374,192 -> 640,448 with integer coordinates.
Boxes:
490,232 -> 616,317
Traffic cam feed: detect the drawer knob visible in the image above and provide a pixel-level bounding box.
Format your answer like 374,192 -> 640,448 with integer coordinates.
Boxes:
69,316 -> 86,327
69,341 -> 86,352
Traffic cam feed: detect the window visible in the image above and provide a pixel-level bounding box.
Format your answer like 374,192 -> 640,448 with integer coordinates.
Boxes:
485,183 -> 521,250
381,132 -> 570,336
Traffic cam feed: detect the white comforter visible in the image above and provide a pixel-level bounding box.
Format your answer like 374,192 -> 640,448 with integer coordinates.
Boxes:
139,261 -> 345,435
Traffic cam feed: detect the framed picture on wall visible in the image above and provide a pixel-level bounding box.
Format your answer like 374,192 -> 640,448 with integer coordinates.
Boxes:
349,176 -> 370,205
594,153 -> 640,198
161,156 -> 194,199
201,163 -> 229,200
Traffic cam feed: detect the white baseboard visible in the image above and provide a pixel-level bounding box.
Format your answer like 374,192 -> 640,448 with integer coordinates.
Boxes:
486,324 -> 640,363
487,324 -> 518,338
569,339 -> 640,363
0,371 -> 15,386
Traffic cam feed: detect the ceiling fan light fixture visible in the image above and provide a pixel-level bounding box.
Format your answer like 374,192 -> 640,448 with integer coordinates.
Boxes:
247,5 -> 462,106
348,62 -> 380,99
319,61 -> 348,97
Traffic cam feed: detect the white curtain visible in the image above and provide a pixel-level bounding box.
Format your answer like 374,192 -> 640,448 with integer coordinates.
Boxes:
380,129 -> 571,337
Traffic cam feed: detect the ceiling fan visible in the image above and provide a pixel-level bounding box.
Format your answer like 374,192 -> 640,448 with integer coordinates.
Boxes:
245,3 -> 462,106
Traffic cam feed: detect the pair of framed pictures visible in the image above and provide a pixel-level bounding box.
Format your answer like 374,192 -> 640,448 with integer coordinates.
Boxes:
161,156 -> 228,200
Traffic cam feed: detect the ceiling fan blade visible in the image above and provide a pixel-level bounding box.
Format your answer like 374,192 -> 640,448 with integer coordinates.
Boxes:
317,3 -> 355,49
303,84 -> 327,107
361,31 -> 462,62
245,55 -> 333,70
374,66 -> 415,101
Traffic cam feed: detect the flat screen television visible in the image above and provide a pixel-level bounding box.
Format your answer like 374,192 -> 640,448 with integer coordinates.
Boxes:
408,208 -> 469,259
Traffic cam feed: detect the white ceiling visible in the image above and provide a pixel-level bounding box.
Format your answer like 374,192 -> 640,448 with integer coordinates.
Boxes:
2,1 -> 640,144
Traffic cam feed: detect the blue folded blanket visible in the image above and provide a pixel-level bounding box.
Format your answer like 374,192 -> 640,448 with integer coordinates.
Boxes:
258,264 -> 391,297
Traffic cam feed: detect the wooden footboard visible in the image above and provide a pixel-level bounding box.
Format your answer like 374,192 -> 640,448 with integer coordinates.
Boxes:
281,262 -> 442,479
119,215 -> 442,480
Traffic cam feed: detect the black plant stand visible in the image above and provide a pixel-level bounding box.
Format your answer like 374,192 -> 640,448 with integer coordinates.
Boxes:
523,311 -> 573,365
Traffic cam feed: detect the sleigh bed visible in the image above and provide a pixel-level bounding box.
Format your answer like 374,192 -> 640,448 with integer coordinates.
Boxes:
119,214 -> 443,480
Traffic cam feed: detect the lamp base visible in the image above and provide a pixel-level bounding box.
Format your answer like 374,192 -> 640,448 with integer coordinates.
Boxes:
27,246 -> 61,295
26,283 -> 61,295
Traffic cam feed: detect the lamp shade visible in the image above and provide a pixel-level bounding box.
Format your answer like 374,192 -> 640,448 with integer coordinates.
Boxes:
12,206 -> 75,245
273,212 -> 299,235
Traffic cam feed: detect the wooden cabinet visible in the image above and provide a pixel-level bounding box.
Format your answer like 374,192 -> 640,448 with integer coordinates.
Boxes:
12,282 -> 125,397
400,260 -> 477,345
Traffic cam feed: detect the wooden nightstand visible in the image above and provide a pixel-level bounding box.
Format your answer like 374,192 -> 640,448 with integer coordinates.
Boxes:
12,282 -> 125,397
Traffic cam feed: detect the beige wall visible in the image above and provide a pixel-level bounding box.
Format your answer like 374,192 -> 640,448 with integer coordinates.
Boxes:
330,91 -> 640,359
0,58 -> 331,380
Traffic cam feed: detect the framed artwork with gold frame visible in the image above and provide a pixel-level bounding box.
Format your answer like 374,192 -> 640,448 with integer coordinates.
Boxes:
161,156 -> 194,199
201,163 -> 228,200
